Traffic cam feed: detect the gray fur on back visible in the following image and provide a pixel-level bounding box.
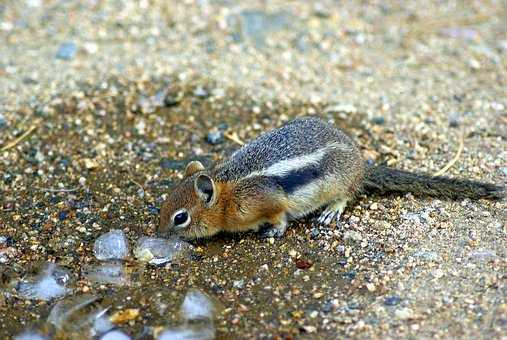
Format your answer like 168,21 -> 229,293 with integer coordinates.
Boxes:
213,117 -> 357,181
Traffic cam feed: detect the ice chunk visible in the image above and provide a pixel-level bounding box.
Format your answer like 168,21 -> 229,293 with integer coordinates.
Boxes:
100,330 -> 131,340
48,294 -> 113,337
83,261 -> 130,286
94,229 -> 129,260
157,324 -> 215,340
180,290 -> 216,321
14,331 -> 49,340
134,237 -> 193,265
17,263 -> 72,301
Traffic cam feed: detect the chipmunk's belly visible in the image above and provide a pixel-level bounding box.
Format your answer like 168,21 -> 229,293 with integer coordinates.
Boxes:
285,176 -> 346,219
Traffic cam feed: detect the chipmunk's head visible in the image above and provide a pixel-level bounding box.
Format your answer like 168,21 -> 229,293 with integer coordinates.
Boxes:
159,161 -> 223,240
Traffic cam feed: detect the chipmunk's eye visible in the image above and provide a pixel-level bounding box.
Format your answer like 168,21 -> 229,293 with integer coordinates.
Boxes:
173,209 -> 189,227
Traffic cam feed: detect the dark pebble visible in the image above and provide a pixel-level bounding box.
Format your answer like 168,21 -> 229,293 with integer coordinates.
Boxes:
56,42 -> 77,60
343,271 -> 356,280
163,90 -> 183,107
448,112 -> 460,127
60,157 -> 71,168
310,228 -> 320,239
384,296 -> 402,306
0,114 -> 7,129
2,202 -> 14,211
158,179 -> 174,187
160,158 -> 186,170
347,302 -> 361,310
371,116 -> 385,125
189,253 -> 204,261
210,283 -> 225,295
147,205 -> 160,215
217,122 -> 229,131
0,236 -> 15,247
295,258 -> 313,270
58,211 -> 69,221
322,300 -> 335,313
3,173 -> 13,184
206,131 -> 224,145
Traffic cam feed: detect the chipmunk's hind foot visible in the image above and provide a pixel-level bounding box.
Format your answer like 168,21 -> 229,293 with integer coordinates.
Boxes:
317,199 -> 347,226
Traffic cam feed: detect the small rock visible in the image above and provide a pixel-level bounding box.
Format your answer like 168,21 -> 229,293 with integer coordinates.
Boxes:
301,325 -> 317,333
440,27 -> 479,41
206,131 -> 224,145
395,307 -> 416,320
233,280 -> 245,289
110,309 -> 139,324
413,250 -> 440,262
295,258 -> 313,270
0,113 -> 7,129
369,202 -> 379,210
83,42 -> 98,54
324,103 -> 357,114
448,112 -> 460,127
365,283 -> 376,292
344,230 -> 362,242
58,211 -> 68,221
468,249 -> 498,263
193,86 -> 208,98
93,230 -> 129,261
371,116 -> 385,125
83,158 -> 99,170
384,296 -> 402,306
160,158 -> 186,170
56,42 -> 77,60
433,269 -> 445,279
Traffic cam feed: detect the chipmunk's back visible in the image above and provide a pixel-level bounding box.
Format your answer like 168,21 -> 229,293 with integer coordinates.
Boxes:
213,117 -> 357,181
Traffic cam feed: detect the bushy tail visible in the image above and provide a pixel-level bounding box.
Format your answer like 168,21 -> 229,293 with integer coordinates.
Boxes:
362,165 -> 504,200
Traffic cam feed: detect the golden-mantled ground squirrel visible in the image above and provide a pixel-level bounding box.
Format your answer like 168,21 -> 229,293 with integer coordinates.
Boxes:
159,117 -> 503,240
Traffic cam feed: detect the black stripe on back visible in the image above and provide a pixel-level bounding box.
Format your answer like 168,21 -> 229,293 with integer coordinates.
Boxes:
272,164 -> 322,194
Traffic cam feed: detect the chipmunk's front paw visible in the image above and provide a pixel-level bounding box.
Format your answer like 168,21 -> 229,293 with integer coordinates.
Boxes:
259,223 -> 287,239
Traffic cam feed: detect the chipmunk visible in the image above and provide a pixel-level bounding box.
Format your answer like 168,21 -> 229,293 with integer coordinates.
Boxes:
159,117 -> 504,240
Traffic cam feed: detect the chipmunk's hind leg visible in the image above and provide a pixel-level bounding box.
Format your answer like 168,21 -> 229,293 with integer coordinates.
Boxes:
317,199 -> 347,226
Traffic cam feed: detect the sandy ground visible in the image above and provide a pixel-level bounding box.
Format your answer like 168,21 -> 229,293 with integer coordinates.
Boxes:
0,0 -> 506,339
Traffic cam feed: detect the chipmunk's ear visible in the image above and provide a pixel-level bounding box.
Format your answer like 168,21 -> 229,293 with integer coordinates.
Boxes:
185,161 -> 205,178
194,174 -> 216,205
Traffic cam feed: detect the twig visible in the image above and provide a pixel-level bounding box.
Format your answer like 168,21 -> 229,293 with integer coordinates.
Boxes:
433,134 -> 464,177
224,132 -> 245,146
0,124 -> 38,152
131,179 -> 145,194
35,187 -> 80,193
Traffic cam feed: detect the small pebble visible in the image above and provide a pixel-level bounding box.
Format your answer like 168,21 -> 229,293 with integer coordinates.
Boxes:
206,131 -> 224,145
0,113 -> 7,129
371,116 -> 385,125
384,296 -> 402,306
56,42 -> 77,60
